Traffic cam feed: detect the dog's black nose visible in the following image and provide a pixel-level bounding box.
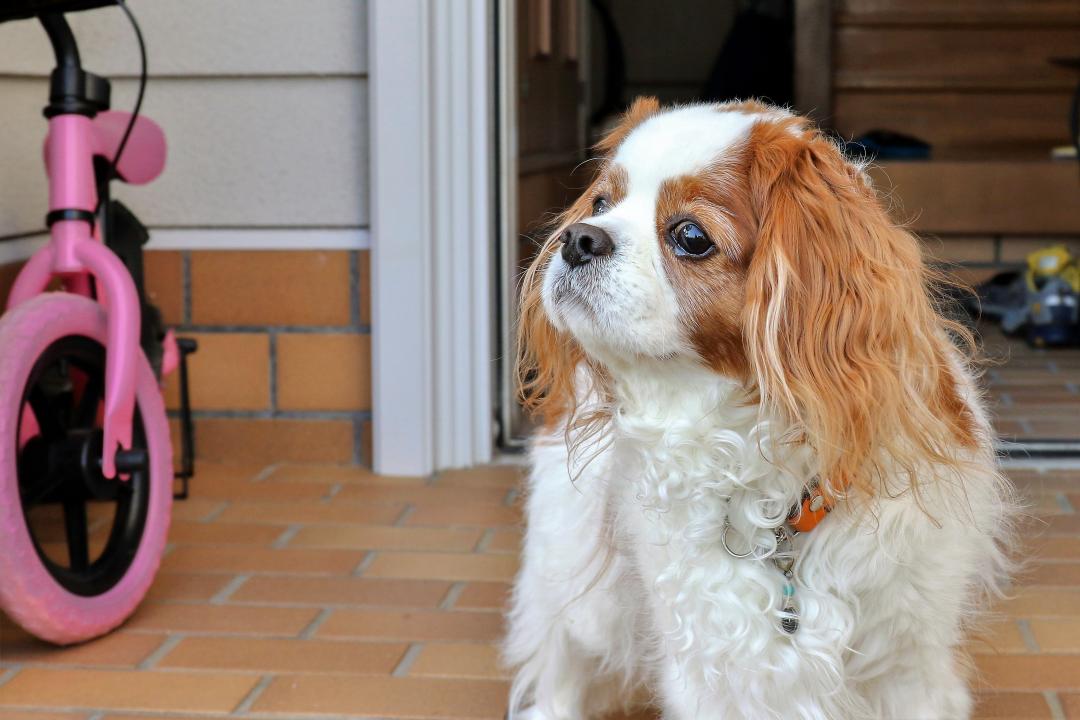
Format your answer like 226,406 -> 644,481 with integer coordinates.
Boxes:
560,223 -> 614,267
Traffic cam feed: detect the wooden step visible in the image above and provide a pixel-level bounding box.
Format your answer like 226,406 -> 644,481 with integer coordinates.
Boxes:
833,92 -> 1073,152
836,0 -> 1080,27
835,27 -> 1080,91
869,160 -> 1080,235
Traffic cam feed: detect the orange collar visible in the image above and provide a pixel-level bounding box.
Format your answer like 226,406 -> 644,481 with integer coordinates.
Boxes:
786,477 -> 841,534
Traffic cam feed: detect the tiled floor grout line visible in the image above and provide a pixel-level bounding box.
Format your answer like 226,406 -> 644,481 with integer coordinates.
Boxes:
1057,493 -> 1077,514
253,463 -> 282,482
271,523 -> 304,549
299,608 -> 334,639
137,634 -> 186,670
211,574 -> 251,604
124,598 -> 505,611
393,505 -> 415,527
391,643 -> 424,677
439,582 -> 467,610
123,629 -> 337,639
474,529 -> 495,553
1044,690 -> 1067,720
202,501 -> 232,523
232,673 -> 275,715
1016,619 -> 1040,653
0,665 -> 21,689
353,550 -> 378,576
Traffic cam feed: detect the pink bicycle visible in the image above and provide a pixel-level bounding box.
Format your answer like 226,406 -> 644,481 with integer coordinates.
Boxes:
0,0 -> 195,645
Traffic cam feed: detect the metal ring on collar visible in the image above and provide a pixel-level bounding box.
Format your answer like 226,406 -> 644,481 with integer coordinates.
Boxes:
721,522 -> 757,559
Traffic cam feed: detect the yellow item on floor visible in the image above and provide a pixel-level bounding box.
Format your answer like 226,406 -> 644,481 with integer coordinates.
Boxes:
1026,244 -> 1080,292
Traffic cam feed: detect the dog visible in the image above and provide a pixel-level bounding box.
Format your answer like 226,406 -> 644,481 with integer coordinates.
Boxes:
503,99 -> 1016,719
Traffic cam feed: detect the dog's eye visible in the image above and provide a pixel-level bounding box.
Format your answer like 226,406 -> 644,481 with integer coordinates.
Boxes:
592,196 -> 611,216
670,221 -> 714,258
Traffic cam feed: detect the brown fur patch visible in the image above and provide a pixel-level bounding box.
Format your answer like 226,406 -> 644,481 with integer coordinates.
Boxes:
654,170 -> 755,379
595,96 -> 661,156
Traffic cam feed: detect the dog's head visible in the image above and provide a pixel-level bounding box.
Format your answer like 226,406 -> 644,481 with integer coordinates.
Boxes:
519,99 -> 977,491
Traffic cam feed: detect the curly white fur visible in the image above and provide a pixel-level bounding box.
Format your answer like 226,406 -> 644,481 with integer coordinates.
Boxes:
506,364 -> 1012,719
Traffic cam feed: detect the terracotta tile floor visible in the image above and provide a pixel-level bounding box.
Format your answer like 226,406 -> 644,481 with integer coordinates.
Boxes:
0,460 -> 1078,719
982,324 -> 1080,442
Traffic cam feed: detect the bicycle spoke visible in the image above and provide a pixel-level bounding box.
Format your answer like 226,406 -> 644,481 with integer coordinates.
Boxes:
63,498 -> 90,572
23,474 -> 66,508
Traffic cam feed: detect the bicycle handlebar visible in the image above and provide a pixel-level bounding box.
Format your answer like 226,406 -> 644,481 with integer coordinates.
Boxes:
0,0 -> 114,24
39,13 -> 81,70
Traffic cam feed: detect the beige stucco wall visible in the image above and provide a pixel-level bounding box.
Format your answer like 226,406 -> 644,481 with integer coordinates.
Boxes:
0,0 -> 368,237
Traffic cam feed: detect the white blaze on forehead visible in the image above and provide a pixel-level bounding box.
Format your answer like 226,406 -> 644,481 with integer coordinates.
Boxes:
613,105 -> 762,198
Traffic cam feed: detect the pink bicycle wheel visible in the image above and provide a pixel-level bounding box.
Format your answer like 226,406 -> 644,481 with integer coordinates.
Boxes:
0,294 -> 172,645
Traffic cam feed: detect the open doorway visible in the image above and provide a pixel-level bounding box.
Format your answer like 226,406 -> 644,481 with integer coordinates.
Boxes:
498,0 -> 798,444
496,0 -> 1080,454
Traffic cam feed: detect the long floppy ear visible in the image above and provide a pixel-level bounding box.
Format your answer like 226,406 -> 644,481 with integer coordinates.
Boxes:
742,120 -> 977,497
515,194 -> 592,430
516,97 -> 660,430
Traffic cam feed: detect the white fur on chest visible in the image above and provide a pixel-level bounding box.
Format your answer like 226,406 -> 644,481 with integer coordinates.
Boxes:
585,374 -> 990,716
600,383 -> 858,709
510,368 -> 1010,719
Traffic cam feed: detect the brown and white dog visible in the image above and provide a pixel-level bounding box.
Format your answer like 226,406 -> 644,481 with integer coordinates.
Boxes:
503,99 -> 1016,719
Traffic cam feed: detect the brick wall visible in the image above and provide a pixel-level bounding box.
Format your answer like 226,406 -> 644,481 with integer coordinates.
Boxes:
0,248 -> 373,467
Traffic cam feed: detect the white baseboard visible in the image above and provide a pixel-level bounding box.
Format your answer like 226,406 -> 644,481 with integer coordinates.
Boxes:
0,235 -> 47,265
0,228 -> 371,264
147,228 -> 370,251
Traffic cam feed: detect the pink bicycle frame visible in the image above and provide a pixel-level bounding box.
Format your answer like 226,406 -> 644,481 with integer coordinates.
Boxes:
6,110 -> 166,478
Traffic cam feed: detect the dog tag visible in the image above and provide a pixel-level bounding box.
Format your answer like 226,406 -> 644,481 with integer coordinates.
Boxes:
780,579 -> 799,634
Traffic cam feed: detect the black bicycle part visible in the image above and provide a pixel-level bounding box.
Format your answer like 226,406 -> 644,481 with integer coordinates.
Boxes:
46,208 -> 97,228
0,0 -> 115,23
100,0 -> 147,195
173,338 -> 198,500
39,13 -> 110,118
37,4 -> 150,220
16,336 -> 151,597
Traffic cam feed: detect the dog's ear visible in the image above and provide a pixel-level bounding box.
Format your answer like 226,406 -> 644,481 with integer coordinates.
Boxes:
741,120 -> 977,496
594,96 -> 660,156
516,189 -> 596,429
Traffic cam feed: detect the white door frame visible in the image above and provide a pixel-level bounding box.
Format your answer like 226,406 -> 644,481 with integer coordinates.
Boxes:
368,0 -> 496,476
